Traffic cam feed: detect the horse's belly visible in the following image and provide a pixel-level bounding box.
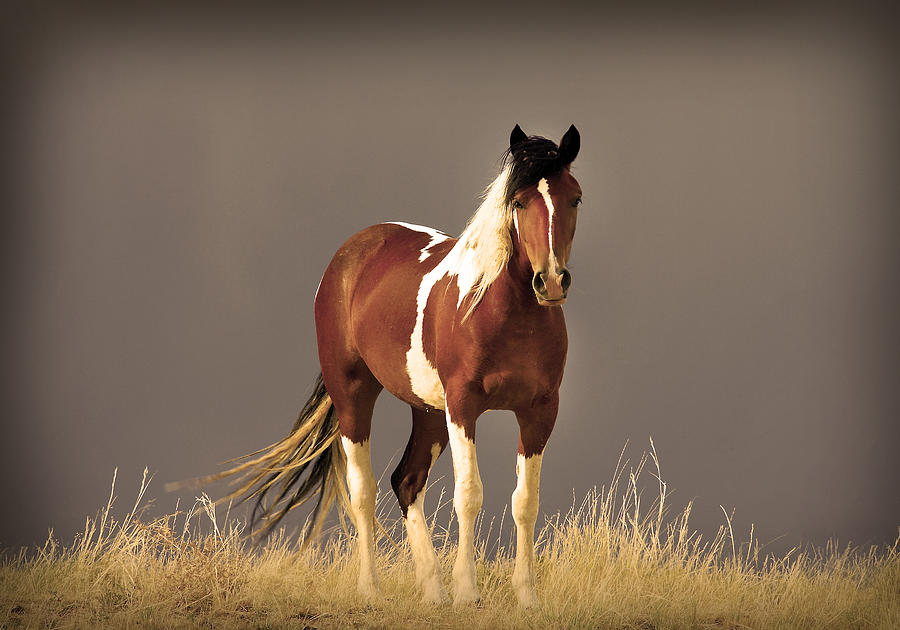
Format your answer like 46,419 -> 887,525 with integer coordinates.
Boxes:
357,330 -> 444,410
353,283 -> 447,410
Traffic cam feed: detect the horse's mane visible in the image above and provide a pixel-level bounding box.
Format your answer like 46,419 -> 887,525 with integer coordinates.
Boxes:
448,134 -> 567,320
445,162 -> 515,320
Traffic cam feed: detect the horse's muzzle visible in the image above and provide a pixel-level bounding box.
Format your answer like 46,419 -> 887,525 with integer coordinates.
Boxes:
533,268 -> 571,306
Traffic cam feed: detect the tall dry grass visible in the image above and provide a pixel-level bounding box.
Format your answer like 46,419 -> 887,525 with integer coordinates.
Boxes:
2,444 -> 897,629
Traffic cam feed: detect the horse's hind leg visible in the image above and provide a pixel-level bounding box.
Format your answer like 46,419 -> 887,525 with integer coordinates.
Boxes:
391,406 -> 449,603
321,361 -> 383,599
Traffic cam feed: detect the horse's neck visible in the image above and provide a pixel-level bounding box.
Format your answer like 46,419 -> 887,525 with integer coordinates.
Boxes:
506,229 -> 539,296
474,232 -> 545,318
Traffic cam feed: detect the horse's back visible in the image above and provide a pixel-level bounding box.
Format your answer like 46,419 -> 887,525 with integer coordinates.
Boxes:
314,222 -> 454,407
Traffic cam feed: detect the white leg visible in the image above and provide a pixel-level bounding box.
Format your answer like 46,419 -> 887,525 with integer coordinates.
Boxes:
446,419 -> 483,604
404,443 -> 446,603
341,436 -> 381,599
511,452 -> 542,607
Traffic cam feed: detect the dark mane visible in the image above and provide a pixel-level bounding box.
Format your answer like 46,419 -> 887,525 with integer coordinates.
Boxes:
503,135 -> 566,204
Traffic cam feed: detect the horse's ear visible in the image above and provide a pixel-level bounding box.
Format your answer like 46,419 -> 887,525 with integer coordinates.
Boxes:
510,124 -> 527,148
559,124 -> 580,164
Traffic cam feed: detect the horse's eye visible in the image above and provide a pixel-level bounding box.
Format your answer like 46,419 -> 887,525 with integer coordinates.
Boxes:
513,200 -> 524,210
573,198 -> 582,208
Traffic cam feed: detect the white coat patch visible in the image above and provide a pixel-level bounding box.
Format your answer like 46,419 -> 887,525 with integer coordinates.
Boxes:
407,258 -> 450,408
387,221 -> 451,262
405,238 -> 483,408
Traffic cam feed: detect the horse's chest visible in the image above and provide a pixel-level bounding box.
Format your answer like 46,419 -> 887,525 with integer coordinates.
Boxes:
454,326 -> 567,411
482,354 -> 563,408
404,332 -> 563,412
403,270 -> 566,412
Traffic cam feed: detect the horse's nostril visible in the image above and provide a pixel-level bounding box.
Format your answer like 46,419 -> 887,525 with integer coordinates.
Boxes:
560,269 -> 572,292
532,272 -> 546,294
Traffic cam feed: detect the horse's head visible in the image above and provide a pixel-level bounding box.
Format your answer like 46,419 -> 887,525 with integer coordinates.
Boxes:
507,124 -> 582,306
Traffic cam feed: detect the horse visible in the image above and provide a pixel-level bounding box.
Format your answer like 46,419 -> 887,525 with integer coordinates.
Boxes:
205,124 -> 582,607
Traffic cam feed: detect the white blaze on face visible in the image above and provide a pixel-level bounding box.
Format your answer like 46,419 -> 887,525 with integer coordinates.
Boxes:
536,178 -> 560,272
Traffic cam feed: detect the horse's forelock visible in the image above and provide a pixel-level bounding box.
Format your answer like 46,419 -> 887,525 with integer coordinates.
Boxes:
503,136 -> 569,205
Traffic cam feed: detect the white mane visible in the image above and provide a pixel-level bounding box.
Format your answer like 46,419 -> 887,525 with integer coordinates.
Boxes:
445,161 -> 516,319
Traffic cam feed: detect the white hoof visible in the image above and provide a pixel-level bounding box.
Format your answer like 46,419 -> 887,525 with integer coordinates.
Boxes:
357,577 -> 382,601
515,587 -> 539,608
512,569 -> 538,607
452,583 -> 481,606
420,577 -> 448,604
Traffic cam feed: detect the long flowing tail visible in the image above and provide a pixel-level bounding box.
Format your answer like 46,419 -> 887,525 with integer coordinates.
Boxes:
167,374 -> 349,543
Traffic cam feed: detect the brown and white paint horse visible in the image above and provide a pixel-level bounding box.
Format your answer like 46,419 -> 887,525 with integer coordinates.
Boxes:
208,124 -> 581,607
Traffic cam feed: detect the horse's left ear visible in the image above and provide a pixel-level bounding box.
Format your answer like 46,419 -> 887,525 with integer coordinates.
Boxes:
510,124 -> 528,149
559,124 -> 580,164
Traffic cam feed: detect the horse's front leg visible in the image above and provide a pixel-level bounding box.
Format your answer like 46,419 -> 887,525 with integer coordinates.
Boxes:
512,393 -> 558,607
444,392 -> 484,605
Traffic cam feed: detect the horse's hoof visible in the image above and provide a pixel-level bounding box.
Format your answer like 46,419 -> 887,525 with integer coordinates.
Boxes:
357,580 -> 383,602
452,587 -> 481,606
515,589 -> 539,608
420,578 -> 448,604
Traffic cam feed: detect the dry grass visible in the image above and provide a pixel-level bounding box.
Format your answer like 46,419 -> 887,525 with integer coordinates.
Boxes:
2,445 -> 898,629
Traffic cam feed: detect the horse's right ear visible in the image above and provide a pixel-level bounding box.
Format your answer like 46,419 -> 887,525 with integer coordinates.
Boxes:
510,124 -> 527,148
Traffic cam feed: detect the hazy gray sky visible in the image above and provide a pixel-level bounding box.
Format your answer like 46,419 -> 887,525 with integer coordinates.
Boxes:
3,4 -> 898,555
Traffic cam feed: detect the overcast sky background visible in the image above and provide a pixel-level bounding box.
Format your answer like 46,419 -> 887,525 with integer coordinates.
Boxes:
2,4 -> 898,556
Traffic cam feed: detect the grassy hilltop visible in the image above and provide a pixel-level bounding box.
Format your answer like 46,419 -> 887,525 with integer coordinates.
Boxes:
2,450 -> 898,629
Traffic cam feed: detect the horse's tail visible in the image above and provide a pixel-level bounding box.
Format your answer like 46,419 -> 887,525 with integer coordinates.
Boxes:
168,374 -> 349,544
